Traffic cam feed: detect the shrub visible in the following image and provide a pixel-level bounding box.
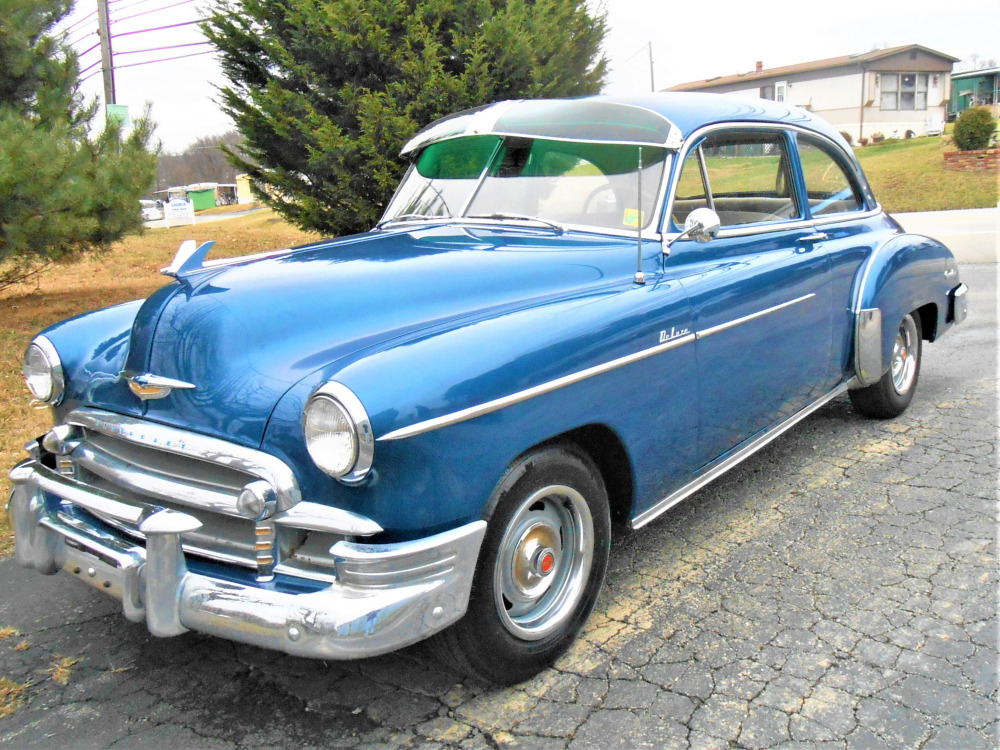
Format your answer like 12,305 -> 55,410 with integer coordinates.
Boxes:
839,130 -> 854,145
953,107 -> 996,151
905,129 -> 915,139
858,137 -> 869,146
870,132 -> 885,143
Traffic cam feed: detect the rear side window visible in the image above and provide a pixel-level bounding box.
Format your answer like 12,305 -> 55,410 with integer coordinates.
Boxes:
672,131 -> 799,229
797,136 -> 864,216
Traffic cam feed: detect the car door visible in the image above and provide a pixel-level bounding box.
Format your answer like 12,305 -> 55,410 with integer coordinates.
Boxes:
664,127 -> 834,466
794,132 -> 884,382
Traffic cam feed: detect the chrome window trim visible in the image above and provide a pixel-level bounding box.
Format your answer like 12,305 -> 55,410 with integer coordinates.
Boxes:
661,121 -> 882,237
631,379 -> 855,530
66,408 -> 302,511
380,291 -> 819,441
381,217 -> 665,243
305,382 -> 375,485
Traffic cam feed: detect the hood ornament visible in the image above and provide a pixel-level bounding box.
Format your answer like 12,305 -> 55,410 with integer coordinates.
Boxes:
123,372 -> 196,401
161,240 -> 216,281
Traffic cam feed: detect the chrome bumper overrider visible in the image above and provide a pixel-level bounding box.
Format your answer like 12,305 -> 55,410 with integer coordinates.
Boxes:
8,459 -> 487,659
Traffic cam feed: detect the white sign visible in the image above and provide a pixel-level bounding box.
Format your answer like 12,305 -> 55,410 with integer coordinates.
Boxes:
163,199 -> 195,228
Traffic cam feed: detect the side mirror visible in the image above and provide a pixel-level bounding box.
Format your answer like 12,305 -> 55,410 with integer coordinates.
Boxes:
665,207 -> 721,252
684,208 -> 721,243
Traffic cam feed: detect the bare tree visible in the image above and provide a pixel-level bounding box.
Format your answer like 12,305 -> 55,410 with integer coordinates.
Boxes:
153,130 -> 244,195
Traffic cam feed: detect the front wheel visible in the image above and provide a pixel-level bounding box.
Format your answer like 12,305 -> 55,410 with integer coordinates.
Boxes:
850,312 -> 922,418
433,444 -> 611,685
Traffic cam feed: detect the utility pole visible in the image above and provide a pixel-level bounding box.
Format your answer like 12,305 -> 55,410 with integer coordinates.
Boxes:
96,0 -> 116,106
648,41 -> 655,92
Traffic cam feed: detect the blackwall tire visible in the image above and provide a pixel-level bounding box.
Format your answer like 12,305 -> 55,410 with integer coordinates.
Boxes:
432,444 -> 611,685
850,312 -> 922,419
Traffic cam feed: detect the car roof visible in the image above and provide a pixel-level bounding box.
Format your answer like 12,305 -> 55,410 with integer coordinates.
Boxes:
401,93 -> 847,157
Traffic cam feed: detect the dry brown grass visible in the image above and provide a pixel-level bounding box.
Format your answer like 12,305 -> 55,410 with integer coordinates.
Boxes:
0,210 -> 318,556
0,677 -> 29,718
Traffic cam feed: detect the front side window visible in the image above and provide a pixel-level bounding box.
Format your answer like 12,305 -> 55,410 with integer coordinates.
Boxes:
797,136 -> 864,216
672,131 -> 798,229
383,136 -> 669,231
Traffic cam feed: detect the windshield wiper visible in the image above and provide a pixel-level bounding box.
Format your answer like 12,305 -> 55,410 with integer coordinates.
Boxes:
464,213 -> 565,233
375,213 -> 446,229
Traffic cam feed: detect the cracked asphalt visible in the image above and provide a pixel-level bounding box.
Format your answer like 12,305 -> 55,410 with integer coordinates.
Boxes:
1,264 -> 996,749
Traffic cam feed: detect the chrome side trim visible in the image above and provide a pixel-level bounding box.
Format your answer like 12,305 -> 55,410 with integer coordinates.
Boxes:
380,293 -> 819,442
378,333 -> 697,441
67,408 -> 301,511
631,379 -> 854,530
696,294 -> 815,339
854,308 -> 883,386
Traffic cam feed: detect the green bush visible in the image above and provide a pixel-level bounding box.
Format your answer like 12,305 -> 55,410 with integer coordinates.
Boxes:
953,108 -> 996,151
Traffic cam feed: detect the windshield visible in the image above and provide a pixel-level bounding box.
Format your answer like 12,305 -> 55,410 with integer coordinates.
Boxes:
381,135 -> 668,232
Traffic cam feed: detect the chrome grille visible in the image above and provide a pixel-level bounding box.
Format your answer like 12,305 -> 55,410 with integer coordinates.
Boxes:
59,408 -> 300,578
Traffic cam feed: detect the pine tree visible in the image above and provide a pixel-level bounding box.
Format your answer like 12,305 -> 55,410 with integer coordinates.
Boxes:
0,0 -> 158,288
204,0 -> 608,236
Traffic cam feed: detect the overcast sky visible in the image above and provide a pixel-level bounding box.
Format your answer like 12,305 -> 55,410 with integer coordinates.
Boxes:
59,0 -> 1000,152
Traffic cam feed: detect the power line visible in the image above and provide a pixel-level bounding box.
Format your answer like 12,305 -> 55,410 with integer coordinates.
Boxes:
66,28 -> 98,47
114,40 -> 211,56
113,48 -> 215,70
58,10 -> 98,37
112,0 -> 199,25
111,19 -> 202,38
78,42 -> 102,58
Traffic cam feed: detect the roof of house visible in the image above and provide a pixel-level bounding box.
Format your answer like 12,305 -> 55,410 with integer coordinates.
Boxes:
952,67 -> 1000,80
667,44 -> 960,92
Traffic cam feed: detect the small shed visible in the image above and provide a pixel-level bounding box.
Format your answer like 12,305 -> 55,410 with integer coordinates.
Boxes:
950,67 -> 999,117
235,174 -> 254,204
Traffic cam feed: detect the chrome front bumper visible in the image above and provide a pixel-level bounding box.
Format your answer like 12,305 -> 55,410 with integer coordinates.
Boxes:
8,459 -> 486,659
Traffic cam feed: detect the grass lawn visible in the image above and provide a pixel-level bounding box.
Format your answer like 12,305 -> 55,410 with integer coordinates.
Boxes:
0,210 -> 318,556
855,135 -> 998,213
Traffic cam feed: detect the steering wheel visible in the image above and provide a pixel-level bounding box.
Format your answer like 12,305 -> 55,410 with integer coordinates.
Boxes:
583,183 -> 618,214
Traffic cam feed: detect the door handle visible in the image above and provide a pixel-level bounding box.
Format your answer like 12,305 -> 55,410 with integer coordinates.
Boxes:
799,232 -> 828,242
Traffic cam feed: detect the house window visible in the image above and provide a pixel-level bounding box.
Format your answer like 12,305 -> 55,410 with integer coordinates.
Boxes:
760,84 -> 774,100
880,73 -> 928,111
775,81 -> 787,103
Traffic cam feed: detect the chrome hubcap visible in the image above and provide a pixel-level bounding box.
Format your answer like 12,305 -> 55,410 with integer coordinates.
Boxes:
890,315 -> 918,394
494,485 -> 594,641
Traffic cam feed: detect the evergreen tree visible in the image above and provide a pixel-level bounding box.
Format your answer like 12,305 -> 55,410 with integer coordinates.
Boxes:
205,0 -> 608,236
0,0 -> 158,287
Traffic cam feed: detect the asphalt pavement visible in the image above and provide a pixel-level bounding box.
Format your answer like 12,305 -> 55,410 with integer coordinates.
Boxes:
0,259 -> 996,745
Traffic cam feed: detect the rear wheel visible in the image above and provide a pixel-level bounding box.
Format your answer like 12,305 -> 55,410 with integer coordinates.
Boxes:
433,444 -> 610,685
850,312 -> 922,418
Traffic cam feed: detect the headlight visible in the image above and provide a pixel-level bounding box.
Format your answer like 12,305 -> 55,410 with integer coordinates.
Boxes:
303,382 -> 374,483
23,336 -> 64,404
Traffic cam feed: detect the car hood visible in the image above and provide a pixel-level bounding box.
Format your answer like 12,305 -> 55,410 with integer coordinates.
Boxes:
120,224 -> 635,447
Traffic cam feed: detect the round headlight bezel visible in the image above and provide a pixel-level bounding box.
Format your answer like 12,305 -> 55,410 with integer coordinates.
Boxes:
303,382 -> 374,484
23,336 -> 65,405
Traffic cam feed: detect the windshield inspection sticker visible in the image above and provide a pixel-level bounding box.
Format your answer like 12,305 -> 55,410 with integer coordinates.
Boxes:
622,208 -> 645,227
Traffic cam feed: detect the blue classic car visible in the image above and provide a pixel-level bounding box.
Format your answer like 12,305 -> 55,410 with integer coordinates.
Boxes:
9,94 -> 967,684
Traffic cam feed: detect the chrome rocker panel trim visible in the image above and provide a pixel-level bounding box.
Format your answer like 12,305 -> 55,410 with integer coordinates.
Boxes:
631,379 -> 855,530
8,460 -> 487,659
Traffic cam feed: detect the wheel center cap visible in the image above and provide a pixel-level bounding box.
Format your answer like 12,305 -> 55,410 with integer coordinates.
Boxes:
534,547 -> 557,577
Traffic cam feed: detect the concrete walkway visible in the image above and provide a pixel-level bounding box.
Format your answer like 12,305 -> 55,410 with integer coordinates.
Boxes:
893,206 -> 998,263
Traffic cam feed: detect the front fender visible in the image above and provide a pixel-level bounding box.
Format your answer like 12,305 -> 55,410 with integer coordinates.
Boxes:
851,233 -> 958,385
